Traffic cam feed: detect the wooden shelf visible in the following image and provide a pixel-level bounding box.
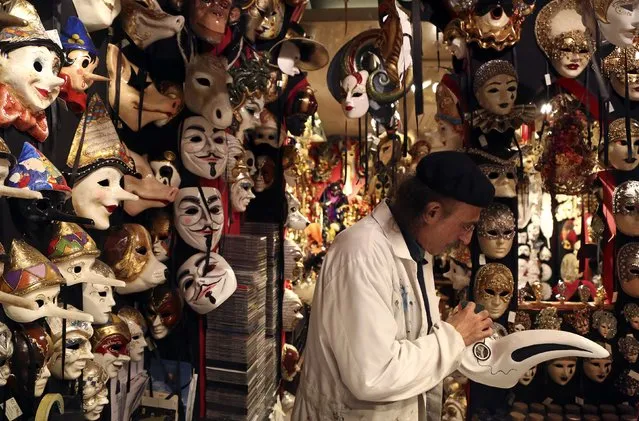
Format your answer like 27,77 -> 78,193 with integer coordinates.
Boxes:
517,301 -> 614,311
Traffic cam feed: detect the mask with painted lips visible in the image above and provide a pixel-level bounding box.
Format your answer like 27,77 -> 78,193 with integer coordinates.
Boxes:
180,115 -> 228,179
583,356 -> 612,383
174,187 -> 224,251
90,314 -> 131,379
340,71 -> 369,119
547,357 -> 577,385
178,252 -> 237,315
144,285 -> 183,339
593,0 -> 639,48
474,61 -> 518,116
477,203 -> 516,259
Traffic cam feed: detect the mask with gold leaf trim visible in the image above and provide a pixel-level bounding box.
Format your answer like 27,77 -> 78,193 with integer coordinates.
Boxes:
617,242 -> 639,298
603,47 -> 639,101
613,180 -> 639,237
83,260 -> 118,324
90,314 -> 131,378
46,309 -> 94,379
477,203 -> 516,259
589,0 -> 639,48
144,285 -> 183,339
117,306 -> 148,362
149,210 -> 173,262
605,118 -> 639,171
82,360 -> 109,420
12,323 -> 53,397
474,263 -> 514,320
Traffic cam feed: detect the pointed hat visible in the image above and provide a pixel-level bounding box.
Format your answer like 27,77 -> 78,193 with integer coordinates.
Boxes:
6,142 -> 71,193
0,239 -> 63,296
60,16 -> 97,56
47,221 -> 100,263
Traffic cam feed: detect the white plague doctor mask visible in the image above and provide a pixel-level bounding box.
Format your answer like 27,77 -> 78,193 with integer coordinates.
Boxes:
178,252 -> 237,314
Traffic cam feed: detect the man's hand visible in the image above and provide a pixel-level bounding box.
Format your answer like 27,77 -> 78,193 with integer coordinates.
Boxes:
447,301 -> 493,346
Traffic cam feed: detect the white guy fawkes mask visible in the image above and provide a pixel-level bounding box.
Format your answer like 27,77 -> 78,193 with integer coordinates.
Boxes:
180,116 -> 228,179
596,0 -> 639,48
178,252 -> 237,315
231,177 -> 255,213
72,0 -> 122,31
0,323 -> 12,386
477,203 -> 516,259
278,41 -> 301,76
444,260 -> 471,291
479,164 -> 517,198
47,316 -> 94,380
583,356 -> 612,383
547,357 -> 577,385
340,71 -> 369,119
71,166 -> 139,230
0,46 -> 64,113
518,365 -> 537,386
174,187 -> 224,251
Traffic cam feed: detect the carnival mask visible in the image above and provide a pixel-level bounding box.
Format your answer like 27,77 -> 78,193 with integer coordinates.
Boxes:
613,180 -> 639,236
479,164 -> 517,198
117,307 -> 148,362
174,187 -> 224,251
617,242 -> 639,297
144,285 -> 183,339
82,361 -> 109,421
46,314 -> 94,379
180,115 -> 229,179
0,323 -> 12,386
445,259 -> 472,291
255,109 -> 284,148
518,365 -> 537,386
235,96 -> 265,142
149,210 -> 173,262
286,191 -> 310,230
340,71 -> 369,119
592,0 -> 639,48
72,0 -> 121,31
474,263 -> 514,320
283,288 -> 303,332
624,303 -> 639,329
184,53 -> 233,130
583,354 -> 613,383
477,203 -> 516,259
245,151 -> 257,176
0,138 -> 41,200
189,0 -> 233,45
607,118 -> 639,171
104,224 -> 168,295
254,155 -> 276,192
474,60 -> 518,116
90,314 -> 131,378
230,159 -> 255,213
12,324 -> 52,397
150,151 -> 182,188
592,310 -> 617,339
619,336 -> 639,363
547,357 -> 577,385
120,0 -> 185,49
284,238 -> 303,281
106,44 -> 183,131
434,82 -> 464,152
178,252 -> 237,314
123,150 -> 178,216
603,47 -> 639,101
83,260 -> 118,324
256,0 -> 285,40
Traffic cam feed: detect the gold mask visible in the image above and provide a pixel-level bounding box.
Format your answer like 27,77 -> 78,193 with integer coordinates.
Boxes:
473,263 -> 514,320
102,224 -> 153,284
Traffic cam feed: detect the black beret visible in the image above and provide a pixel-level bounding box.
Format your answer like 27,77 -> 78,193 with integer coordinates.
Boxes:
416,151 -> 495,207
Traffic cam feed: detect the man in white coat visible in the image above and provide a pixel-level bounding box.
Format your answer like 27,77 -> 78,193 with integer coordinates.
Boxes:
292,151 -> 496,421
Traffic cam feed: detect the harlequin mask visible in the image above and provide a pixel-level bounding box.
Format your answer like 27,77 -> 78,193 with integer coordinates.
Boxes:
624,302 -> 639,329
117,306 -> 148,362
180,115 -> 229,179
477,203 -> 516,259
255,108 -> 284,148
0,323 -> 13,386
618,336 -> 639,363
434,82 -> 464,152
474,60 -> 518,116
592,309 -> 617,339
474,263 -> 514,320
120,0 -> 185,50
12,324 -> 52,397
583,353 -> 612,383
46,313 -> 94,379
606,118 -> 639,171
254,156 -> 276,192
283,288 -> 303,332
149,210 -> 173,262
150,151 -> 182,188
230,158 -> 255,213
82,361 -> 109,420
189,0 -> 233,45
184,53 -> 233,130
174,187 -> 224,251
617,242 -> 639,297
613,180 -> 639,237
590,0 -> 639,48
123,149 -> 178,217
83,260 -> 118,324
90,314 -> 131,378
518,365 -> 537,386
286,191 -> 310,230
178,252 -> 236,314
72,0 -> 121,32
535,0 -> 593,79
144,285 -> 183,339
479,164 -> 517,198
106,44 -> 183,132
256,0 -> 285,40
547,357 -> 577,385
103,223 -> 167,295
603,47 -> 639,101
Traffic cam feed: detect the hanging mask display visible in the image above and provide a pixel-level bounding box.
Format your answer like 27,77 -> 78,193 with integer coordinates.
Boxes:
180,115 -> 229,179
225,135 -> 245,179
106,44 -> 183,132
477,203 -> 516,259
603,47 -> 639,102
617,242 -> 639,297
479,163 -> 517,199
282,145 -> 300,187
144,285 -> 183,339
149,210 -> 173,262
227,56 -> 270,140
337,68 -> 369,120
174,187 -> 224,251
72,0 -> 121,32
150,151 -> 182,188
546,357 -> 577,386
120,0 -> 185,49
67,95 -> 138,230
230,158 -> 256,213
59,17 -> 108,114
189,0 -> 234,45
605,118 -> 639,171
474,263 -> 514,320
184,53 -> 233,130
82,361 -> 109,421
590,0 -> 639,48
12,324 -> 53,397
564,307 -> 591,335
254,156 -> 276,192
286,191 -> 310,230
613,180 -> 639,237
0,0 -> 64,142
123,149 -> 178,216
117,307 -> 148,362
269,23 -> 329,77
583,351 -> 613,383
103,223 -> 168,295
444,243 -> 472,290
256,0 -> 285,40
618,336 -> 639,363
592,310 -> 617,339
535,0 -> 593,79
46,313 -> 94,379
90,314 -> 131,378
83,260 -> 118,324
284,238 -> 303,281
283,288 -> 303,332
624,302 -> 639,330
0,323 -> 12,386
433,81 -> 464,153
255,108 -> 285,148
518,365 -> 537,386
178,252 -> 237,314
0,137 -> 40,199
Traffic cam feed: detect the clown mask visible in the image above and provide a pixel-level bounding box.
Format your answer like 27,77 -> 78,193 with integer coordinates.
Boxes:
174,187 -> 224,251
0,323 -> 12,386
473,263 -> 514,320
340,71 -> 369,119
546,357 -> 577,386
120,0 -> 185,50
607,118 -> 639,171
479,164 -> 517,198
189,0 -> 234,45
178,252 -> 237,314
72,0 -> 121,31
583,355 -> 613,383
150,151 -> 182,188
478,203 -> 516,259
617,242 -> 639,297
180,116 -> 229,179
149,210 -> 173,262
46,315 -> 94,380
90,314 -> 131,378
613,180 -> 639,237
117,307 -> 148,362
82,362 -> 109,421
518,365 -> 537,386
144,286 -> 183,339
473,60 -> 518,116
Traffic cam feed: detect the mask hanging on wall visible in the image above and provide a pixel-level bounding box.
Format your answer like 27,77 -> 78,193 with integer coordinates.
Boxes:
617,242 -> 639,298
174,187 -> 224,251
103,223 -> 167,295
180,115 -> 229,179
603,47 -> 639,101
120,0 -> 184,49
589,0 -> 639,48
150,151 -> 182,188
230,158 -> 255,213
184,53 -> 233,129
604,118 -> 639,173
546,357 -> 577,386
283,238 -> 303,281
477,203 -> 516,259
433,81 -> 464,153
0,323 -> 12,386
46,313 -> 94,379
72,0 -> 121,32
286,84 -> 319,137
583,352 -> 613,383
478,157 -> 518,199
144,285 -> 183,339
227,56 -> 270,141
518,365 -> 537,386
83,260 -> 118,324
473,263 -> 514,320
619,336 -> 639,363
90,314 -> 131,378
254,155 -> 276,192
255,108 -> 285,148
149,210 -> 173,262
592,309 -> 617,340
444,243 -> 472,290
123,149 -> 178,216
178,252 -> 237,314
613,180 -> 639,237
255,0 -> 285,40
117,307 -> 148,362
0,137 -> 40,199
283,288 -> 303,332
624,303 -> 639,331
268,23 -> 329,77
12,324 -> 53,397
286,190 -> 310,230
82,361 -> 109,421
188,0 -> 234,45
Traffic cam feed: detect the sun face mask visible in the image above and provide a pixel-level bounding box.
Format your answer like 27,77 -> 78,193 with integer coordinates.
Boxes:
12,324 -> 52,397
617,242 -> 639,298
117,306 -> 148,362
591,0 -> 639,48
144,285 -> 183,339
474,60 -> 518,116
83,260 -> 118,324
606,118 -> 639,171
174,187 -> 224,251
477,203 -> 516,259
479,164 -> 517,198
189,0 -> 234,45
180,115 -> 229,179
150,151 -> 181,188
583,353 -> 613,383
0,323 -> 13,386
230,158 -> 255,213
178,252 -> 236,314
473,263 -> 514,320
82,361 -> 109,421
123,149 -> 178,217
547,357 -> 577,386
72,0 -> 121,32
613,180 -> 639,237
120,0 -> 184,49
149,210 -> 173,262
46,313 -> 94,379
90,314 -> 131,378
592,309 -> 617,339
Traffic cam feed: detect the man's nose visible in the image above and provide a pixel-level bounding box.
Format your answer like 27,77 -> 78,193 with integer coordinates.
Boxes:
459,230 -> 473,245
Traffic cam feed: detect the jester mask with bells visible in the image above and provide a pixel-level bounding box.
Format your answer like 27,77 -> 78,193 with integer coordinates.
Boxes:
123,149 -> 178,216
180,115 -> 229,180
90,314 -> 131,379
618,335 -> 639,363
477,203 -> 516,259
0,137 -> 41,200
103,223 -> 168,295
0,0 -> 65,142
59,17 -> 108,114
444,243 -> 472,291
535,0 -> 593,79
149,210 -> 173,262
82,361 -> 109,421
150,150 -> 181,188
72,0 -> 121,32
188,0 -> 235,45
473,263 -> 514,320
227,57 -> 270,142
592,309 -> 617,339
230,158 -> 255,213
613,180 -> 639,237
120,0 -> 184,50
106,44 -> 183,132
617,242 -> 639,298
46,312 -> 94,380
144,285 -> 183,340
174,187 -> 224,252
83,260 -> 119,324
583,343 -> 613,383
11,324 -> 53,397
625,302 -> 639,330
604,118 -> 639,171
66,95 -> 138,230
178,252 -> 237,315
0,323 -> 12,386
117,307 -> 148,362
0,240 -> 92,323
603,47 -> 639,102
433,80 -> 464,153
588,0 -> 639,48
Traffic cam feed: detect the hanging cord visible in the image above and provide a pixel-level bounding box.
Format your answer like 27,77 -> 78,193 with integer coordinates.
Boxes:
411,0 -> 423,119
343,121 -> 348,182
137,68 -> 147,132
113,40 -> 124,128
586,63 -> 592,147
364,113 -> 369,187
624,49 -> 634,162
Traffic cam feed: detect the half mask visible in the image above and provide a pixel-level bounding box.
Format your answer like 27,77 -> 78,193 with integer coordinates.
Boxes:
72,0 -> 121,32
83,260 -> 118,324
283,288 -> 303,332
547,357 -> 577,386
230,158 -> 255,213
479,163 -> 517,198
117,306 -> 148,362
473,263 -> 514,320
149,210 -> 173,262
590,0 -> 639,48
120,0 -> 185,49
90,314 -> 131,378
188,0 -> 233,45
583,351 -> 613,383
123,149 -> 178,216
286,191 -> 310,230
174,187 -> 224,251
150,150 -> 182,188
12,324 -> 52,397
613,180 -> 639,237
180,115 -> 229,179
178,252 -> 237,314
103,223 -> 168,295
603,47 -> 639,101
46,313 -> 94,379
254,156 -> 276,192
592,309 -> 617,339
0,323 -> 12,386
617,242 -> 639,298
82,361 -> 109,421
144,285 -> 183,339
477,203 -> 516,259
606,118 -> 639,171
184,53 -> 232,130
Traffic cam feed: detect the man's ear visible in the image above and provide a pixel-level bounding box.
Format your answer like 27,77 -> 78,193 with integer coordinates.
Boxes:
423,201 -> 443,224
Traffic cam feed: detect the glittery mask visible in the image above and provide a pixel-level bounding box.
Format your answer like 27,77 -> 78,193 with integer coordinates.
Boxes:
592,310 -> 617,339
46,312 -> 94,380
606,118 -> 639,170
82,361 -> 109,418
624,302 -> 639,329
603,47 -> 639,101
535,307 -> 562,330
473,263 -> 514,320
477,203 -> 516,259
479,164 -> 517,198
613,181 -> 639,237
473,60 -> 518,116
619,336 -> 639,363
617,242 -> 639,298
507,311 -> 531,333
591,0 -> 639,49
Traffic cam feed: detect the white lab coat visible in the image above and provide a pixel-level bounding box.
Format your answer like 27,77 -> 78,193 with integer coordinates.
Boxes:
291,202 -> 466,421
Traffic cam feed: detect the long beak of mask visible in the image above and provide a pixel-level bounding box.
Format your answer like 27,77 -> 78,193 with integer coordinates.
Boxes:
0,186 -> 42,200
84,73 -> 109,83
0,12 -> 27,28
458,330 -> 609,388
44,304 -> 94,322
50,209 -> 95,226
90,274 -> 126,288
0,291 -> 38,310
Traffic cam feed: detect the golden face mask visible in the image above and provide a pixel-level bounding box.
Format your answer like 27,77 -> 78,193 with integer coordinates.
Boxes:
474,263 -> 514,320
617,242 -> 639,298
102,224 -> 153,284
613,181 -> 639,237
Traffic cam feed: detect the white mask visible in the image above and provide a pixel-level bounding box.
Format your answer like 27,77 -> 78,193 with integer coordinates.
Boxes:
71,166 -> 139,230
277,41 -> 301,76
235,97 -> 264,141
47,316 -> 94,380
286,191 -> 309,230
34,365 -> 51,397
444,260 -> 471,291
83,260 -> 118,324
93,352 -> 129,379
597,0 -> 639,48
0,46 -> 64,112
480,164 -> 517,198
180,116 -> 228,179
546,357 -> 577,385
231,177 -> 255,212
608,134 -> 639,171
73,0 -> 121,31
174,187 -> 224,251
150,156 -> 182,188
0,324 -> 13,386
4,285 -> 92,323
178,252 -> 237,314
518,365 -> 537,386
340,71 -> 369,119
433,120 -> 464,153
244,151 -> 257,176
57,255 -> 124,288
125,322 -> 147,362
84,387 -> 109,420
475,74 -> 518,116
552,51 -> 590,79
